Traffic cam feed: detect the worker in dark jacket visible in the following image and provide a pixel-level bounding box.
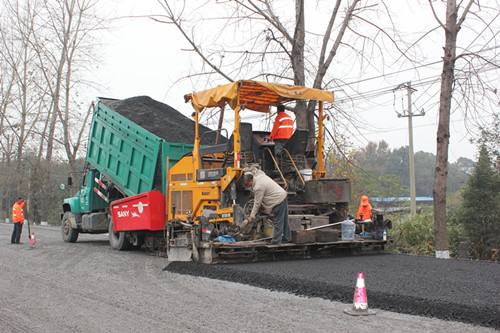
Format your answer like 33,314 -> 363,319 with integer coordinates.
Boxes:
11,198 -> 26,244
243,169 -> 290,244
269,104 -> 294,155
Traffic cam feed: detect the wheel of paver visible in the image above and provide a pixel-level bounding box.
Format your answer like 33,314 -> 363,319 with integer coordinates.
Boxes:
108,219 -> 131,250
61,212 -> 79,243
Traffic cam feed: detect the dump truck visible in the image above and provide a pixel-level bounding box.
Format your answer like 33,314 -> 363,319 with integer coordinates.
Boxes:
60,96 -> 217,250
62,81 -> 389,263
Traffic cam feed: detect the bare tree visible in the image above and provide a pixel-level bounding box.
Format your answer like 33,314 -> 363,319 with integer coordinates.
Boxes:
155,0 -> 410,148
31,0 -> 101,169
0,0 -> 102,222
429,0 -> 499,258
0,0 -> 46,163
0,52 -> 16,163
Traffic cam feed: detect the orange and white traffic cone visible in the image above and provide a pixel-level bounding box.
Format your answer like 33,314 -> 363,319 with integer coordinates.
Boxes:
344,272 -> 376,316
28,233 -> 37,248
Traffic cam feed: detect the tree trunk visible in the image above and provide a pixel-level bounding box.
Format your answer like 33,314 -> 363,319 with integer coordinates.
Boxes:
16,45 -> 29,161
305,100 -> 317,151
433,0 -> 459,259
45,89 -> 60,161
291,0 -> 307,131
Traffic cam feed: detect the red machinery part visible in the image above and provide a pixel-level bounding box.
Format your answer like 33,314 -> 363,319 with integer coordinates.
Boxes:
110,190 -> 166,232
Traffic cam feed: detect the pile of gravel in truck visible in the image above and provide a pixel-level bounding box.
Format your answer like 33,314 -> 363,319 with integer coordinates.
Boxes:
101,96 -> 220,144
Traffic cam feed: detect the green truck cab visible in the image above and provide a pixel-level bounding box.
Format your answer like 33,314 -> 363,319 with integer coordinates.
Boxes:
63,169 -> 107,215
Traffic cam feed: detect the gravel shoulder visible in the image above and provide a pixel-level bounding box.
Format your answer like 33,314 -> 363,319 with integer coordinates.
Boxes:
0,223 -> 497,333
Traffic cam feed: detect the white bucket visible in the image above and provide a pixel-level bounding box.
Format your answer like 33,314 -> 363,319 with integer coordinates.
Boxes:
300,169 -> 313,181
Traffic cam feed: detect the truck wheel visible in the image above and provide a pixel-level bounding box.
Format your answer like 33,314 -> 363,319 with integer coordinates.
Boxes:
108,220 -> 131,250
61,212 -> 79,243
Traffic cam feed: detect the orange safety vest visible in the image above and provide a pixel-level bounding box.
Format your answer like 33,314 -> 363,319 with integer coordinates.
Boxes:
270,112 -> 294,140
12,201 -> 25,223
356,195 -> 373,221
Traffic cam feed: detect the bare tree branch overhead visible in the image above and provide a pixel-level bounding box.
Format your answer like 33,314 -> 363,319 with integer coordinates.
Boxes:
154,0 -> 411,151
157,0 -> 234,82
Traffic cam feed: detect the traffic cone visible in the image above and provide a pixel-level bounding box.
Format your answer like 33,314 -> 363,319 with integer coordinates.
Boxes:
344,272 -> 376,316
28,233 -> 37,248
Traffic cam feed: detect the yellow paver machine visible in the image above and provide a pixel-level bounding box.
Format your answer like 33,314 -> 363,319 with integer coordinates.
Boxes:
167,80 -> 387,263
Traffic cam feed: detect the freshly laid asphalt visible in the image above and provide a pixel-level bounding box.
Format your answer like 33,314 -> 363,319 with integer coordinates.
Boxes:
166,253 -> 500,328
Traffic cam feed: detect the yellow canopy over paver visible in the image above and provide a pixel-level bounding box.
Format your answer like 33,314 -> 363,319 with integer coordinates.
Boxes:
185,80 -> 334,113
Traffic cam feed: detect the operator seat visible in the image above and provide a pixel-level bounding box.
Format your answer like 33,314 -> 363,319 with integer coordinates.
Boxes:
283,130 -> 308,155
227,122 -> 254,165
228,122 -> 253,151
279,129 -> 309,176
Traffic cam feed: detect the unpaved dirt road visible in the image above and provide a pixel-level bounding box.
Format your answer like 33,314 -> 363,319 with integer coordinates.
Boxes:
0,223 -> 496,333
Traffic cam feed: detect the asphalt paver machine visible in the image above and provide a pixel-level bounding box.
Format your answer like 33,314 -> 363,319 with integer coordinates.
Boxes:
166,80 -> 387,263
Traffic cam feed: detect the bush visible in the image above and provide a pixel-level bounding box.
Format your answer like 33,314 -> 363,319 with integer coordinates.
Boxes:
454,145 -> 500,260
389,211 -> 434,256
448,215 -> 468,258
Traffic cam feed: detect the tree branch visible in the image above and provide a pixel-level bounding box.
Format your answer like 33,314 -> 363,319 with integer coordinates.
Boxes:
457,0 -> 476,27
317,0 -> 341,72
244,0 -> 293,43
428,0 -> 446,29
157,0 -> 234,82
313,0 -> 360,88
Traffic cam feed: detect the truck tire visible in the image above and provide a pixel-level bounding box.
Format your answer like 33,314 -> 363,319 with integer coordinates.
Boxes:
108,220 -> 131,250
61,212 -> 79,243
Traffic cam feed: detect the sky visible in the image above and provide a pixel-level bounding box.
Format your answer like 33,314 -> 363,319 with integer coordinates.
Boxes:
85,0 -> 500,162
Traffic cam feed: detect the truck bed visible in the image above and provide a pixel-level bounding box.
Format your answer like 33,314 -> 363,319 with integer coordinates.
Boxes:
86,96 -> 210,197
100,96 -> 220,144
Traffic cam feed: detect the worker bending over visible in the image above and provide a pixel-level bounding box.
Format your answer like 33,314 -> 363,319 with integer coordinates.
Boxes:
11,197 -> 26,244
269,104 -> 294,155
243,169 -> 291,245
356,195 -> 373,222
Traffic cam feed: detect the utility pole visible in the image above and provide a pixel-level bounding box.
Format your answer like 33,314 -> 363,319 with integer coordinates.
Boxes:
395,82 -> 425,216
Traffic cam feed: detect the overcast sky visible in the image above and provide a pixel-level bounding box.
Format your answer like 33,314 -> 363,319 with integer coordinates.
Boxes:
86,0 -> 500,162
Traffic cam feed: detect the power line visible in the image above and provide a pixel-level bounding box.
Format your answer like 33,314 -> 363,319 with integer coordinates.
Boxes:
335,76 -> 441,104
334,61 -> 500,105
332,44 -> 500,89
332,60 -> 442,88
358,118 -> 466,135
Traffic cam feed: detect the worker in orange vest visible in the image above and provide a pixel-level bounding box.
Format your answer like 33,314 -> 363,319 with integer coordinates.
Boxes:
356,195 -> 373,222
269,104 -> 294,155
11,197 -> 26,244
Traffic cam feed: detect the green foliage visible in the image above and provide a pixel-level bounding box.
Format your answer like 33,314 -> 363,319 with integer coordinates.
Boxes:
349,140 -> 471,199
448,212 -> 468,258
455,145 -> 500,260
350,172 -> 405,210
473,113 -> 499,161
389,210 -> 435,256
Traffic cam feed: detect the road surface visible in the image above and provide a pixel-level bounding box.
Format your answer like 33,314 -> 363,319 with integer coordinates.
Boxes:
0,223 -> 496,333
168,251 -> 500,327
